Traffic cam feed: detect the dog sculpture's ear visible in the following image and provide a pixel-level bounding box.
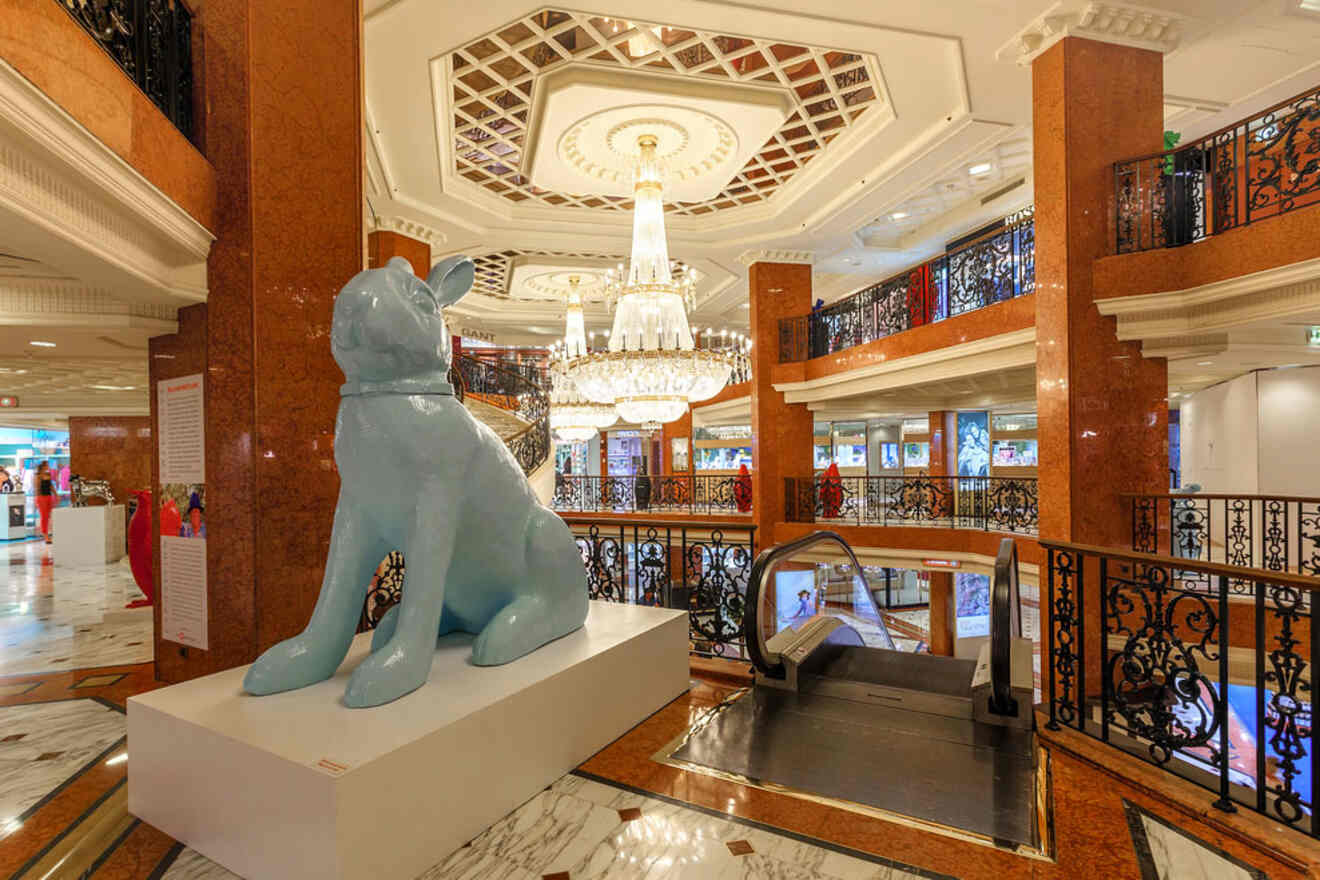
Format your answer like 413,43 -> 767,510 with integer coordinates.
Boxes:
427,255 -> 475,307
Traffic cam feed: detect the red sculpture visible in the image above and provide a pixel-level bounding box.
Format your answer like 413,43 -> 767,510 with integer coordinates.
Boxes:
126,490 -> 154,608
160,497 -> 183,543
734,463 -> 753,513
820,462 -> 843,519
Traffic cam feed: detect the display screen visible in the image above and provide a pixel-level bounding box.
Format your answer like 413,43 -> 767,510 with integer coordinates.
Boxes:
834,443 -> 867,468
814,444 -> 833,469
956,572 -> 990,638
880,442 -> 900,470
775,569 -> 818,635
697,446 -> 751,471
903,442 -> 929,468
992,439 -> 1038,467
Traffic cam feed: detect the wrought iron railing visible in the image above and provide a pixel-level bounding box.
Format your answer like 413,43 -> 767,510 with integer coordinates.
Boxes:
56,0 -> 195,140
778,214 -> 1035,363
1128,493 -> 1320,582
1044,540 -> 1320,837
552,474 -> 752,516
784,474 -> 1038,535
565,517 -> 756,660
1114,84 -> 1320,253
452,353 -> 550,477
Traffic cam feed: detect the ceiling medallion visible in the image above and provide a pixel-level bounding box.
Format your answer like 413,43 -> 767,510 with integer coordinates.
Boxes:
564,133 -> 744,429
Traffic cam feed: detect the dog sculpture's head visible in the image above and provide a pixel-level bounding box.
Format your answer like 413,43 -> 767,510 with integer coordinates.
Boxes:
331,255 -> 475,383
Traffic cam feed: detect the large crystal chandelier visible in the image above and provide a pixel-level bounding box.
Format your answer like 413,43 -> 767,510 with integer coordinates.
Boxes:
565,134 -> 734,428
549,276 -> 617,442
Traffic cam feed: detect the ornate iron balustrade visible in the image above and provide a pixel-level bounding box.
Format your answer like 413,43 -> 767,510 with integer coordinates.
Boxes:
56,0 -> 195,140
1127,493 -> 1320,585
1114,83 -> 1320,253
777,215 -> 1035,363
451,353 -> 551,477
784,474 -> 1038,535
552,474 -> 752,516
564,517 -> 756,660
1044,541 -> 1320,837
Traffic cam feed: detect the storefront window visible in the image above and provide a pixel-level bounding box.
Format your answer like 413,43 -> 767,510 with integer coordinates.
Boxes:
902,442 -> 929,468
879,442 -> 900,470
694,425 -> 752,441
991,413 -> 1037,432
697,446 -> 752,470
991,439 -> 1038,467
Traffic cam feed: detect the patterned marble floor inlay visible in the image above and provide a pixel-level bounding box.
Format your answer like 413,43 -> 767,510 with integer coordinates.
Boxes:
1123,800 -> 1267,880
152,773 -> 947,879
0,539 -> 152,675
0,698 -> 125,840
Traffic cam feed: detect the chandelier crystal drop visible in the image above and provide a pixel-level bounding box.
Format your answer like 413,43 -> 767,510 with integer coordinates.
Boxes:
565,134 -> 734,428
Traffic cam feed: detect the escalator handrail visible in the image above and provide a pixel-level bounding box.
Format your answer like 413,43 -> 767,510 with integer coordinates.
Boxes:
988,537 -> 1022,715
742,529 -> 895,679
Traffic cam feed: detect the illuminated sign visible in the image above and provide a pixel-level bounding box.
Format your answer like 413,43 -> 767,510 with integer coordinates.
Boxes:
0,397 -> 18,408
922,558 -> 961,569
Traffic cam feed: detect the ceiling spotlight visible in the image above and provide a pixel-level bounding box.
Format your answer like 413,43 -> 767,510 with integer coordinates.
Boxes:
968,162 -> 993,175
890,211 -> 908,220
1196,361 -> 1213,366
28,341 -> 55,348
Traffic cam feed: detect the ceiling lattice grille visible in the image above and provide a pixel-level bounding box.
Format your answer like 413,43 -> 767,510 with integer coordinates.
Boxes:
448,9 -> 883,215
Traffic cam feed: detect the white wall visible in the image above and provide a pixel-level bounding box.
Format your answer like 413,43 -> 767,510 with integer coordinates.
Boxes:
1257,367 -> 1320,497
1180,372 -> 1258,494
1181,366 -> 1320,496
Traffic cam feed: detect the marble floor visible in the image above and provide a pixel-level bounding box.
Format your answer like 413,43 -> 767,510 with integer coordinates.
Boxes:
148,772 -> 940,880
0,538 -> 152,676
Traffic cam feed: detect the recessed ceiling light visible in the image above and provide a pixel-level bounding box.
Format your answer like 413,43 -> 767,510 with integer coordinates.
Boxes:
1196,360 -> 1213,366
968,162 -> 993,175
28,341 -> 55,348
889,211 -> 908,220
90,384 -> 136,391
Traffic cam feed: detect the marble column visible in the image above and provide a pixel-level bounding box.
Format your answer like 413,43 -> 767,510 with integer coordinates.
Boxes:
150,0 -> 364,682
368,230 -> 430,279
748,262 -> 814,545
927,571 -> 956,657
1032,37 -> 1169,547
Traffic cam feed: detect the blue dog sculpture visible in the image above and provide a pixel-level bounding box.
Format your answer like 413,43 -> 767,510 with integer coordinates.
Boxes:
243,256 -> 588,708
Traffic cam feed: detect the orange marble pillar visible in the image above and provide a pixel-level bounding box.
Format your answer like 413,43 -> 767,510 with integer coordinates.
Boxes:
368,230 -> 430,279
927,411 -> 956,517
1032,38 -> 1169,547
749,262 -> 814,545
150,0 -> 363,682
927,571 -> 955,656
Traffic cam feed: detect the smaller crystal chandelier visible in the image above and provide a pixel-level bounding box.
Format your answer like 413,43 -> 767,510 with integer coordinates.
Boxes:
548,278 -> 617,443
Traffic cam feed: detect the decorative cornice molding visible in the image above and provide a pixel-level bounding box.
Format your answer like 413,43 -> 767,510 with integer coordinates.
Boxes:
371,215 -> 448,246
0,59 -> 210,303
0,279 -> 177,325
1098,257 -> 1320,341
996,2 -> 1183,66
737,249 -> 814,267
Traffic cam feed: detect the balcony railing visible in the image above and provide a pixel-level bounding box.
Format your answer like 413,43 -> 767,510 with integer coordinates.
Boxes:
56,0 -> 196,141
1044,540 -> 1320,838
1114,84 -> 1320,253
565,517 -> 756,660
784,474 -> 1038,535
552,474 -> 752,516
1128,492 -> 1320,582
778,214 -> 1035,363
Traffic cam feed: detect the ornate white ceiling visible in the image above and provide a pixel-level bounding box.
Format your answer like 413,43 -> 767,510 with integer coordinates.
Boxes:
444,9 -> 886,214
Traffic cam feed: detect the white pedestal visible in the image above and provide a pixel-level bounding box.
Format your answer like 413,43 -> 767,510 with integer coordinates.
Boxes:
128,601 -> 690,880
52,504 -> 125,565
4,493 -> 25,539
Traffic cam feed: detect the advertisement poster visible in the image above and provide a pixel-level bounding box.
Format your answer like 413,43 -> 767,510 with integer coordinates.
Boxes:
957,411 -> 990,477
157,373 -> 207,648
774,569 -> 817,635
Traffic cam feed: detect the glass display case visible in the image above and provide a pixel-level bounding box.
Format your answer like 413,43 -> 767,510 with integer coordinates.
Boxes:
697,446 -> 751,471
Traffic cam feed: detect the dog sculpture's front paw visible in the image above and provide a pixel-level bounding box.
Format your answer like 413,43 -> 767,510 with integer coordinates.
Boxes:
244,635 -> 340,696
344,638 -> 432,707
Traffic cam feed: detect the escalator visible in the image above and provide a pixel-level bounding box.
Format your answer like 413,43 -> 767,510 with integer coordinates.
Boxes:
667,531 -> 1040,850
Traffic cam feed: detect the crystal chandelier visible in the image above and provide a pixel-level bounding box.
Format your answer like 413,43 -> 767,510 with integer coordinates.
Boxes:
549,276 -> 617,443
565,134 -> 735,428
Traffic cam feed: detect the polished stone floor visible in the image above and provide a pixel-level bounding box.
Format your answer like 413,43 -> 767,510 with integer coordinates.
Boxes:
0,538 -> 152,676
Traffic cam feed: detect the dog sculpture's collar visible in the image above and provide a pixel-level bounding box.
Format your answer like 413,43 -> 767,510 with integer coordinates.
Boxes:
339,378 -> 456,397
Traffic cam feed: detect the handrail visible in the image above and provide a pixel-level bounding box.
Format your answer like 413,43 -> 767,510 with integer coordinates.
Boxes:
453,353 -> 550,476
560,514 -> 757,532
1124,490 -> 1320,504
1040,538 -> 1320,591
988,538 -> 1021,716
742,529 -> 895,680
